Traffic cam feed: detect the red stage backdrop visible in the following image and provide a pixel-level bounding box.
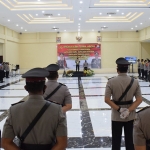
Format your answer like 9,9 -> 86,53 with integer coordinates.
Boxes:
57,43 -> 101,70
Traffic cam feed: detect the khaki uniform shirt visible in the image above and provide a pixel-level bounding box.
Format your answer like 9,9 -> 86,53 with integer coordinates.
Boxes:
133,107 -> 150,146
2,95 -> 67,144
105,73 -> 142,122
44,80 -> 72,106
5,64 -> 10,71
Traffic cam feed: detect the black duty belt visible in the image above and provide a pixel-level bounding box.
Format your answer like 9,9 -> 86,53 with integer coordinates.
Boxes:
112,100 -> 133,105
21,143 -> 53,150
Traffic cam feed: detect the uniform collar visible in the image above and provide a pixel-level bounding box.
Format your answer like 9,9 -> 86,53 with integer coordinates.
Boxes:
48,79 -> 57,82
28,95 -> 45,101
118,73 -> 127,76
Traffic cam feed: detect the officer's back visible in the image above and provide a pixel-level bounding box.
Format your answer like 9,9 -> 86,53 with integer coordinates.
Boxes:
2,68 -> 67,150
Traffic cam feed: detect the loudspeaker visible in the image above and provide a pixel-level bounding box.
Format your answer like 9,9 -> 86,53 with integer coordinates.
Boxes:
136,30 -> 139,32
16,65 -> 19,69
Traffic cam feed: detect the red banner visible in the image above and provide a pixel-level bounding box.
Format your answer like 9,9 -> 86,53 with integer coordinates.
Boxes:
57,43 -> 101,69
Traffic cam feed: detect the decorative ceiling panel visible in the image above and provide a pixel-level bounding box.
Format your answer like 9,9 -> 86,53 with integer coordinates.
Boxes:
17,13 -> 74,24
86,12 -> 144,22
0,0 -> 72,10
93,0 -> 150,7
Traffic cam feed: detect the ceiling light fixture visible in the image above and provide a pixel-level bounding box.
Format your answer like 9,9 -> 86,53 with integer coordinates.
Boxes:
92,29 -> 94,31
21,27 -> 23,29
135,25 -> 137,27
16,24 -> 18,26
42,11 -> 45,13
58,14 -> 60,16
79,18 -> 81,20
55,29 -> 57,30
36,14 -> 38,16
64,30 -> 66,31
80,1 -> 83,4
78,23 -> 80,25
116,10 -> 119,12
78,29 -> 80,31
99,13 -> 102,15
109,15 -> 111,17
79,10 -> 82,12
122,13 -> 124,15
25,30 -> 27,31
140,23 -> 143,24
131,28 -> 133,29
8,19 -> 10,21
37,0 -> 40,1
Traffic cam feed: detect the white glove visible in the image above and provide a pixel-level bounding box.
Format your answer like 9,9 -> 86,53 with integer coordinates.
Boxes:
119,108 -> 128,113
120,109 -> 130,119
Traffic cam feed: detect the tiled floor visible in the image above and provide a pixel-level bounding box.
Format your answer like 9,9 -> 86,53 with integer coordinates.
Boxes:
0,73 -> 149,149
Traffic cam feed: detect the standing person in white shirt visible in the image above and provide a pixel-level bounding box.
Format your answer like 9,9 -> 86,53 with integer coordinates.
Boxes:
83,60 -> 88,70
75,57 -> 80,72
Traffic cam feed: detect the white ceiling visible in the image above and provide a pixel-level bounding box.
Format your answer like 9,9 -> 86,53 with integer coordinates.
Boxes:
0,0 -> 150,33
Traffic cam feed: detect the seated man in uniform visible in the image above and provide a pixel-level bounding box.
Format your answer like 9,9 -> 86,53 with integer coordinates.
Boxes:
2,68 -> 67,150
133,107 -> 150,150
44,64 -> 72,113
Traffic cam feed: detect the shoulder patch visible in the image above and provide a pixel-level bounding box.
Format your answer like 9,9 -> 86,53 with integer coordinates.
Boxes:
11,101 -> 24,106
59,83 -> 66,86
136,106 -> 150,113
108,77 -> 115,80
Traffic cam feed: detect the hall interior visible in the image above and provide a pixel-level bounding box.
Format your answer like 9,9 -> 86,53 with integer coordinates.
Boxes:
0,0 -> 150,149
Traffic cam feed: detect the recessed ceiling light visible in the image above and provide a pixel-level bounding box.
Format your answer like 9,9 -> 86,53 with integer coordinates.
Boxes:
102,28 -> 104,30
58,14 -> 60,16
78,29 -> 80,31
104,26 -> 106,27
116,10 -> 119,12
131,28 -> 133,30
135,25 -> 137,27
53,26 -> 55,28
25,30 -> 27,31
92,29 -> 94,31
99,13 -> 102,15
79,18 -> 81,20
42,11 -> 45,13
78,23 -> 80,25
55,29 -> 57,30
36,14 -> 38,16
140,23 -> 143,24
21,27 -> 23,29
78,26 -> 80,28
122,13 -> 124,15
16,24 -> 19,26
79,10 -> 82,12
48,16 -> 51,18
80,1 -> 83,4
37,0 -> 40,1
8,19 -> 10,22
109,15 -> 111,17
64,30 -> 66,31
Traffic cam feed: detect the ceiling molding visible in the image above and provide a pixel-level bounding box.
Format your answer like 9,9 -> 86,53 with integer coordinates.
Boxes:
86,12 -> 144,22
0,0 -> 73,10
17,14 -> 74,24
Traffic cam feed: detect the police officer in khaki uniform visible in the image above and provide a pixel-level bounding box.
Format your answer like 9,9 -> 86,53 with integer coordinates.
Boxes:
2,68 -> 67,150
105,57 -> 142,150
44,64 -> 72,113
133,107 -> 150,150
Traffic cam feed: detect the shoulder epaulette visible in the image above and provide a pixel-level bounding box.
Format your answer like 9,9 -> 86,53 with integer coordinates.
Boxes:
136,106 -> 150,113
11,101 -> 24,106
59,83 -> 66,86
108,77 -> 115,80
